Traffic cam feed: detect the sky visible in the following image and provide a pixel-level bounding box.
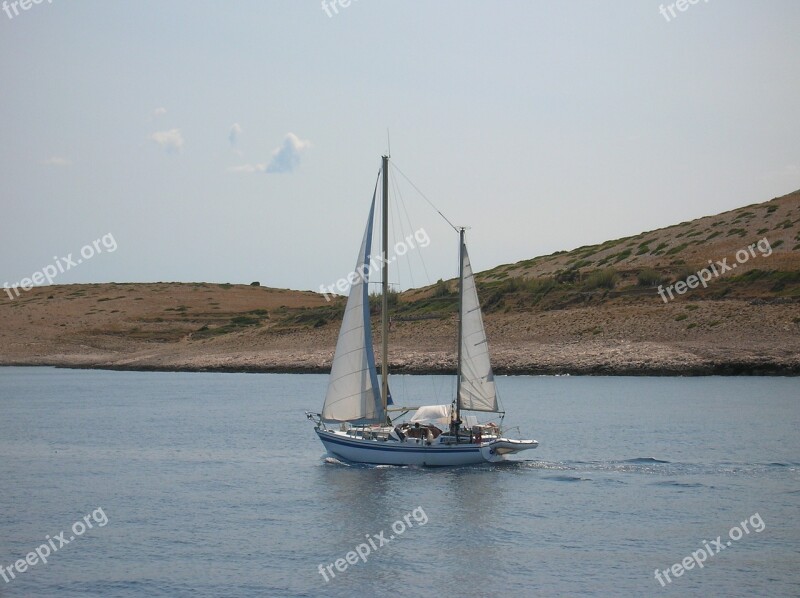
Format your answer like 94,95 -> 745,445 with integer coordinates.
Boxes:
1,0 -> 798,295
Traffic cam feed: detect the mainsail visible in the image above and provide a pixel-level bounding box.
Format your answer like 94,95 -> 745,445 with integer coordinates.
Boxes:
321,191 -> 383,423
458,241 -> 499,412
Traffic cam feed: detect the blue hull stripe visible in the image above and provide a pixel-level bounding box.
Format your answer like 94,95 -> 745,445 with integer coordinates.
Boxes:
317,431 -> 481,454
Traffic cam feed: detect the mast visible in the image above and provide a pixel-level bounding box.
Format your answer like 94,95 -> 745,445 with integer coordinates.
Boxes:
455,227 -> 465,427
381,155 -> 390,418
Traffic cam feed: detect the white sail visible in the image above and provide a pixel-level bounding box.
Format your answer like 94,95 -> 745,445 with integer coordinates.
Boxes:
321,194 -> 383,424
459,242 -> 499,412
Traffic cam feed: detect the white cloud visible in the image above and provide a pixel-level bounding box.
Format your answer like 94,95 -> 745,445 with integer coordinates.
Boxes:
152,107 -> 167,118
149,128 -> 184,153
229,123 -> 242,147
264,132 -> 311,173
42,157 -> 72,167
227,133 -> 312,174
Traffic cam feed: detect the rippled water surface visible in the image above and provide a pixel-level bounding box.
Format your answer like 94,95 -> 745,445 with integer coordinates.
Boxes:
1,368 -> 798,596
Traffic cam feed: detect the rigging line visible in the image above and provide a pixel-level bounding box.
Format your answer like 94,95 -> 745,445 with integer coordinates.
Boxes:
393,170 -> 433,288
391,175 -> 414,291
390,169 -> 417,289
388,178 -> 402,291
390,161 -> 459,233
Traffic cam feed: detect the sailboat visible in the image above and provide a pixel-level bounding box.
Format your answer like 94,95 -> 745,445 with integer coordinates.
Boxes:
306,155 -> 538,466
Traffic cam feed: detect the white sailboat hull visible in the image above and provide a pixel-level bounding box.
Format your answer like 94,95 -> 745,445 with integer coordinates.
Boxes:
316,428 -> 537,467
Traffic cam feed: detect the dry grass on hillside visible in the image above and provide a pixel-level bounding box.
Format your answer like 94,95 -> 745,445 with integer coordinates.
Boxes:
1,190 -> 798,374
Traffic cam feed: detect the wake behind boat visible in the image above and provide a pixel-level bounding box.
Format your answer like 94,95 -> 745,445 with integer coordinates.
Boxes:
307,155 -> 538,466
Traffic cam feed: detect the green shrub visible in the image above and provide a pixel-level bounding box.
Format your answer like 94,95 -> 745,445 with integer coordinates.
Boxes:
614,249 -> 632,263
555,269 -> 579,284
432,279 -> 452,297
637,269 -> 663,287
584,268 -> 617,290
231,316 -> 260,327
672,267 -> 696,283
369,289 -> 399,309
666,243 -> 689,255
507,277 -> 556,294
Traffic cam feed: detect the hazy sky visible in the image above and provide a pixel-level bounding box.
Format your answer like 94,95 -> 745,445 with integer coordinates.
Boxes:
1,0 -> 798,294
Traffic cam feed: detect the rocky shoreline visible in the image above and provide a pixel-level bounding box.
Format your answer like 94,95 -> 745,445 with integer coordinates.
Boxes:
53,362 -> 797,376
5,338 -> 797,376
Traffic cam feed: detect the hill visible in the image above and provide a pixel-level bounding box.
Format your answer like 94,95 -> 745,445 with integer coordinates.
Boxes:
1,189 -> 799,375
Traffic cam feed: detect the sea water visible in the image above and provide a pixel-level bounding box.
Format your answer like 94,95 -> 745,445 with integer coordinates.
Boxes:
0,367 -> 798,597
